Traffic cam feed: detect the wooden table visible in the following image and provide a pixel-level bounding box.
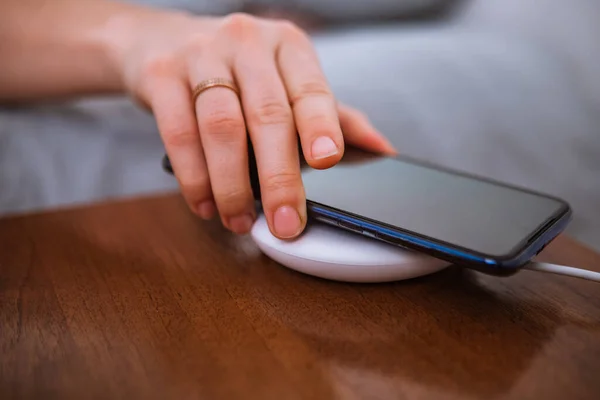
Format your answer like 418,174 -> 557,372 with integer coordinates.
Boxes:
1,193 -> 599,400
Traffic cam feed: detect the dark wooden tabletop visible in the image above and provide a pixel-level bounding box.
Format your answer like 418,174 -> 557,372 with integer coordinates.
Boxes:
1,193 -> 599,400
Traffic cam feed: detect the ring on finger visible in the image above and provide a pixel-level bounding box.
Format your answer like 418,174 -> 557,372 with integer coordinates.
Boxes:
192,78 -> 240,103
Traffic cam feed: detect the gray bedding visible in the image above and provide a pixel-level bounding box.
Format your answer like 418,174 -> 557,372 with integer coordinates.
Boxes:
1,0 -> 598,250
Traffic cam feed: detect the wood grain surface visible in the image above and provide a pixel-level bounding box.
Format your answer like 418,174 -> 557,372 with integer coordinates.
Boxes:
1,193 -> 599,400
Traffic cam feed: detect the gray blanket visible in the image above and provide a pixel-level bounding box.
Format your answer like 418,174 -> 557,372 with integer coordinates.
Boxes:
1,0 -> 598,250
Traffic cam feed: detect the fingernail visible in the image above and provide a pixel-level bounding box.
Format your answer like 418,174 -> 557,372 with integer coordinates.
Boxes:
311,136 -> 338,160
198,200 -> 216,219
382,138 -> 399,155
370,132 -> 398,155
379,134 -> 398,153
229,214 -> 255,234
273,205 -> 302,238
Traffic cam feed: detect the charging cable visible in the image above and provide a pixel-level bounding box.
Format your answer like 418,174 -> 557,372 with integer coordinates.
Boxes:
524,262 -> 600,283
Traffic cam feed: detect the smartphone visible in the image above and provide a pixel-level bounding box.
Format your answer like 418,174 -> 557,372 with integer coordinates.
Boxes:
162,143 -> 571,276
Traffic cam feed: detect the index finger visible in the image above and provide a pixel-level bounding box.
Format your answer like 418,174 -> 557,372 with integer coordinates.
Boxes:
275,22 -> 345,170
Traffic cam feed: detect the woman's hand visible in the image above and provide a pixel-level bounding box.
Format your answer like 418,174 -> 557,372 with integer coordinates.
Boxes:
109,10 -> 396,238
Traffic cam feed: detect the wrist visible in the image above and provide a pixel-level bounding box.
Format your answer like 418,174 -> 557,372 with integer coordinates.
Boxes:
0,0 -> 194,104
87,5 -> 150,94
94,6 -> 193,95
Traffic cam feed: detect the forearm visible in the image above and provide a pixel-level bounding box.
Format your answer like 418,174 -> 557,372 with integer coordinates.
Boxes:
0,0 -> 153,104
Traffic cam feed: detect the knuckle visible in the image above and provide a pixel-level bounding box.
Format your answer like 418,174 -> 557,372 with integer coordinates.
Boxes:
303,109 -> 337,125
278,20 -> 309,42
139,54 -> 178,80
202,110 -> 245,141
183,32 -> 211,55
214,187 -> 251,212
221,12 -> 260,39
162,124 -> 197,148
262,171 -> 301,195
248,99 -> 292,126
291,81 -> 332,103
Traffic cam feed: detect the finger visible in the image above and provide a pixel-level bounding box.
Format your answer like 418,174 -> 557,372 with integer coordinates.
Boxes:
233,45 -> 306,239
337,103 -> 398,155
146,76 -> 216,219
189,61 -> 256,235
275,22 -> 344,170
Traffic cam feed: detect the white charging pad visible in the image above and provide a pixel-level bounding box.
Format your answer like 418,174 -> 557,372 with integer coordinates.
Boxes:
250,214 -> 451,283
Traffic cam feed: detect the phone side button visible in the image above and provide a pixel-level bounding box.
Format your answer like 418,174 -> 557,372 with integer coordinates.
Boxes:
362,229 -> 377,239
338,220 -> 361,233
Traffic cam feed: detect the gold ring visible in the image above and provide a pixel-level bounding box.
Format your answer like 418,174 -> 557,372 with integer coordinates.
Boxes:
192,78 -> 239,102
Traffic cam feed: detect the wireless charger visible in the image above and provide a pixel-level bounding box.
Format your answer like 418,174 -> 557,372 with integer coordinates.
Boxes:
251,213 -> 451,283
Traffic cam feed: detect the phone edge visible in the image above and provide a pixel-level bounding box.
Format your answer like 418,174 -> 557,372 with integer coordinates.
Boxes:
307,201 -> 572,276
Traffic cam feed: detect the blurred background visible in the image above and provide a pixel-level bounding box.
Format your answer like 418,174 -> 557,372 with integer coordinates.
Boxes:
1,0 -> 598,250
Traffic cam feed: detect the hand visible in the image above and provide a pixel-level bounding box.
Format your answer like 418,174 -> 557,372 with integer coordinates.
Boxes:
109,10 -> 396,238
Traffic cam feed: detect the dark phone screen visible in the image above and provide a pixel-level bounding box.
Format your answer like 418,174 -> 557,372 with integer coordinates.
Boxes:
300,149 -> 566,257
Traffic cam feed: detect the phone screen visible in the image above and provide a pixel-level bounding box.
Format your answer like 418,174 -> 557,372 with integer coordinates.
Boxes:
300,149 -> 567,257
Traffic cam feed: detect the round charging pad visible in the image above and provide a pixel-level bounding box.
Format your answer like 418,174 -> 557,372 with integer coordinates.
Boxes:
251,214 -> 451,283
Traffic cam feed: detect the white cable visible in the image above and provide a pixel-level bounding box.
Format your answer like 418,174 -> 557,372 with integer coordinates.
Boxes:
524,262 -> 600,283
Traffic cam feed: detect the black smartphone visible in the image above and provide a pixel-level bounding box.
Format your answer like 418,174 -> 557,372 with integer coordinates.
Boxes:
162,143 -> 571,276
